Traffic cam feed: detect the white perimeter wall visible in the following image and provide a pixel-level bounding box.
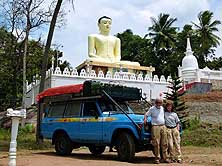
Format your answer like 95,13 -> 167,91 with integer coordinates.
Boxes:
178,66 -> 222,84
25,67 -> 171,107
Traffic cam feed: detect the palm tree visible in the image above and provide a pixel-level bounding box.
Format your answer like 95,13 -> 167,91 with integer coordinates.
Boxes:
192,10 -> 221,66
146,13 -> 178,76
147,13 -> 177,51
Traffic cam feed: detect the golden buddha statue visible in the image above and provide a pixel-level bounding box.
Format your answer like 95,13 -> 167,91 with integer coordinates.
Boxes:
88,16 -> 140,66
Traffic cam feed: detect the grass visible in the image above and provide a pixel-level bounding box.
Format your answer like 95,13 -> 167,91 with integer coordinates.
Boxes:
181,118 -> 222,147
0,125 -> 53,152
182,127 -> 222,147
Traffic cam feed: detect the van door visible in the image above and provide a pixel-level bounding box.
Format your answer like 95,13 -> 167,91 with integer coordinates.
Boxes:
42,103 -> 66,138
63,101 -> 81,141
79,101 -> 103,143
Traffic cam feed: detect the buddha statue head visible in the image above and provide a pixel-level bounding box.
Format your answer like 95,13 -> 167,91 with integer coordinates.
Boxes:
98,16 -> 112,35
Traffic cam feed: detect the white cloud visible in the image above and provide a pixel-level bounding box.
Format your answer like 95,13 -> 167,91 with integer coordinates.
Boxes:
99,7 -> 125,18
52,0 -> 221,67
137,0 -> 210,29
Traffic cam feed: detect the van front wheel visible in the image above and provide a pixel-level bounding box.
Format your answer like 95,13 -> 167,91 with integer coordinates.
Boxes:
117,132 -> 135,162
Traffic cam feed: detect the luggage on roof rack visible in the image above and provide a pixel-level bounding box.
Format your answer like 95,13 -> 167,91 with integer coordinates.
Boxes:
83,81 -> 142,101
37,81 -> 142,102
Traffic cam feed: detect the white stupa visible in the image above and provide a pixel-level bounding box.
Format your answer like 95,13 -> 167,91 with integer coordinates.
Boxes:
178,38 -> 200,83
182,38 -> 199,70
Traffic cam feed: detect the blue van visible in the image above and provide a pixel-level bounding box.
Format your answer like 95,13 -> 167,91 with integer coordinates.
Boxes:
37,81 -> 152,162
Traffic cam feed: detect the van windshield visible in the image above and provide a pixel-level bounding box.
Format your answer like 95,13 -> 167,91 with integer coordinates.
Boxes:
99,101 -> 134,114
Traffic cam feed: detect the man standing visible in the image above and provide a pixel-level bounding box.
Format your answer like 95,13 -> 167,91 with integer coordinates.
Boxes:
144,98 -> 169,164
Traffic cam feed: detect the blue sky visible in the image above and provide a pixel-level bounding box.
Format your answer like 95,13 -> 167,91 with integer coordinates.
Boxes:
44,0 -> 222,67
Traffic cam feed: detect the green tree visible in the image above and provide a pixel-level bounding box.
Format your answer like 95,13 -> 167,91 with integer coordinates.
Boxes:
0,0 -> 53,110
164,76 -> 188,124
0,27 -> 70,112
148,13 -> 177,50
116,29 -> 153,67
0,27 -> 20,109
146,13 -> 178,76
192,10 -> 221,68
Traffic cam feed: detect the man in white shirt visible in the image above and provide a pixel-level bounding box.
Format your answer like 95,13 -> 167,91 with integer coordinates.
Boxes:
144,98 -> 169,164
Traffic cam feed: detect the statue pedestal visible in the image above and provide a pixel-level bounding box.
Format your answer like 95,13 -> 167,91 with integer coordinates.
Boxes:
76,60 -> 155,76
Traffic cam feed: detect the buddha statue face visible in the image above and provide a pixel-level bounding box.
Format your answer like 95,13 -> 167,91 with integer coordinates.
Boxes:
98,16 -> 112,34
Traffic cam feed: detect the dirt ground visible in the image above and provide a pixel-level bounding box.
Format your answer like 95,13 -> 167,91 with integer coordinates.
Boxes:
0,146 -> 222,166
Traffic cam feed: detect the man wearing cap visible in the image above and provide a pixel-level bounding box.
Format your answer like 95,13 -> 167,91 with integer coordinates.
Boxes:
144,98 -> 169,164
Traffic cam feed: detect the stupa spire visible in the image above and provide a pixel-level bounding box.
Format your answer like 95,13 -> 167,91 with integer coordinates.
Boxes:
185,38 -> 193,55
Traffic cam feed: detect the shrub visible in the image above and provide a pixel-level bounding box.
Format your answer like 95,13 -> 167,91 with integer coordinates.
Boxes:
0,128 -> 10,140
18,124 -> 35,136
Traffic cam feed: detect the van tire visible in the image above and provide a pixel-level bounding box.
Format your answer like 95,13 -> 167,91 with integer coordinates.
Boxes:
55,133 -> 73,155
88,146 -> 106,155
117,132 -> 135,162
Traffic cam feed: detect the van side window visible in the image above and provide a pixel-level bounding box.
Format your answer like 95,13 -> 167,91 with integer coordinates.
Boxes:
64,102 -> 81,117
99,101 -> 115,112
48,104 -> 65,118
83,102 -> 99,117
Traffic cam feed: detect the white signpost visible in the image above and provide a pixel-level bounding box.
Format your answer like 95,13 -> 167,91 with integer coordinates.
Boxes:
6,108 -> 26,166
